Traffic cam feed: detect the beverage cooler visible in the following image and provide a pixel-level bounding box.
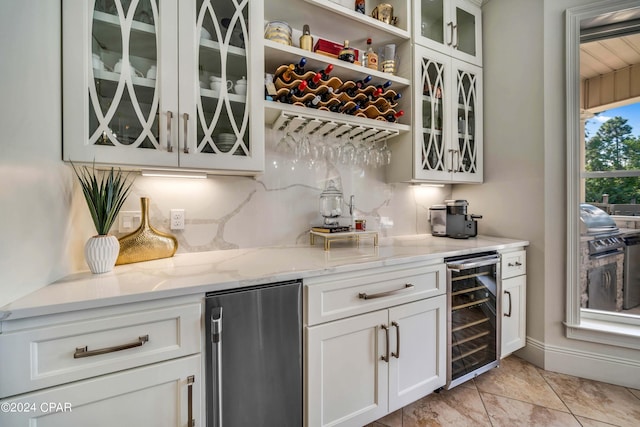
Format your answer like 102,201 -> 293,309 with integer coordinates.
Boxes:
445,252 -> 501,389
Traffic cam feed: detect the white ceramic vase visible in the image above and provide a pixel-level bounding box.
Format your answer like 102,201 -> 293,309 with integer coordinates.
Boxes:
84,235 -> 120,274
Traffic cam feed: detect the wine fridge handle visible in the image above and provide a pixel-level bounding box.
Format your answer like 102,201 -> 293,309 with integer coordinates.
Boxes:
211,307 -> 223,427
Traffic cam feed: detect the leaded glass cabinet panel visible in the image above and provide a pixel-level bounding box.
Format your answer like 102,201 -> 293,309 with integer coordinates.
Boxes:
63,0 -> 263,173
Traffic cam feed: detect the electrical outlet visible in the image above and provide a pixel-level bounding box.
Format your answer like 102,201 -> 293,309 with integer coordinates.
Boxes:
118,211 -> 141,233
170,209 -> 185,230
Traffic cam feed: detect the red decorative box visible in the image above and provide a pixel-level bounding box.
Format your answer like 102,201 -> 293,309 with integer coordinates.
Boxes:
313,38 -> 359,62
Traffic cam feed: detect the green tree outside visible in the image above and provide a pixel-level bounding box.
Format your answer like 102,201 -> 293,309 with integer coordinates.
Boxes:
585,116 -> 640,204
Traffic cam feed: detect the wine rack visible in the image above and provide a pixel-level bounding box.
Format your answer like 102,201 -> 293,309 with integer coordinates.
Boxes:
270,64 -> 403,123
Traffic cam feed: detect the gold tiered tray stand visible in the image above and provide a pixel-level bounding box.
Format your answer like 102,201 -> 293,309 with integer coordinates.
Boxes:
310,229 -> 379,251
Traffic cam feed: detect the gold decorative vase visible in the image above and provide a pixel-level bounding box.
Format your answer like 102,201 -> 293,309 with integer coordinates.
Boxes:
116,197 -> 178,265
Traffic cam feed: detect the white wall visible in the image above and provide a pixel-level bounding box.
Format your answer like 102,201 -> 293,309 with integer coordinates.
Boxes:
462,0 -> 640,388
0,2 -> 451,308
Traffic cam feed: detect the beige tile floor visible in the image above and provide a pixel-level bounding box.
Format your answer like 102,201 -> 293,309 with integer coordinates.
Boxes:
368,355 -> 640,427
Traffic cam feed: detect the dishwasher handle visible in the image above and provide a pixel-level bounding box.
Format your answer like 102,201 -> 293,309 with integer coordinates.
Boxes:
446,254 -> 500,271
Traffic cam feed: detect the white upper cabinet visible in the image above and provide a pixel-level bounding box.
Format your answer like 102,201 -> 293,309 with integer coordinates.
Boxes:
62,0 -> 263,173
389,45 -> 482,183
413,0 -> 482,66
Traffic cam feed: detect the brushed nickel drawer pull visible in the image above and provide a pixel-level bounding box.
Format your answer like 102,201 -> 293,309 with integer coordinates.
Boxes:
359,284 -> 414,300
73,334 -> 149,358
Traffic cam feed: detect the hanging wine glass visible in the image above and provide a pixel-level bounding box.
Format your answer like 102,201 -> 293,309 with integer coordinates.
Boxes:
340,136 -> 356,165
379,136 -> 392,166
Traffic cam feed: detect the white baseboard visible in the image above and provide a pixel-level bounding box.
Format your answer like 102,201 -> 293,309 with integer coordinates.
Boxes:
516,336 -> 640,389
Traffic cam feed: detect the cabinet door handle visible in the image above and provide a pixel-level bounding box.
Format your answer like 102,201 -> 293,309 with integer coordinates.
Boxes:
187,375 -> 195,427
448,149 -> 455,172
74,334 -> 149,358
504,290 -> 512,317
447,22 -> 454,46
391,321 -> 400,359
381,324 -> 390,362
508,261 -> 522,267
359,283 -> 414,300
166,111 -> 174,152
452,24 -> 459,48
183,113 -> 190,154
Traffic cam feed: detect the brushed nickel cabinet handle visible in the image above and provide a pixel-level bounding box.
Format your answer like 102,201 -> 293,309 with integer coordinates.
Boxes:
359,284 -> 414,300
504,290 -> 512,317
447,22 -> 454,46
166,111 -> 174,152
391,321 -> 400,359
448,149 -> 455,172
381,324 -> 390,362
187,375 -> 195,427
74,334 -> 149,358
183,113 -> 190,154
452,24 -> 459,48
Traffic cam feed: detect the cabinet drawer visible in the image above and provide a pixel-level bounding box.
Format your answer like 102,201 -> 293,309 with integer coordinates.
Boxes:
0,301 -> 201,398
305,263 -> 446,326
501,250 -> 526,279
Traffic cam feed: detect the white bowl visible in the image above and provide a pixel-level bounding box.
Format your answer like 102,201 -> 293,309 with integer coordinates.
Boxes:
201,28 -> 212,40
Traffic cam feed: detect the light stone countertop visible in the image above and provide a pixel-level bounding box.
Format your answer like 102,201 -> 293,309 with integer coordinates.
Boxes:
0,234 -> 528,321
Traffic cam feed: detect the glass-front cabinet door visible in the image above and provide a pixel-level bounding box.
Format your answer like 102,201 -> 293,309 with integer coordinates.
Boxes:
63,0 -> 263,173
414,0 -> 482,66
414,46 -> 482,183
178,0 -> 263,171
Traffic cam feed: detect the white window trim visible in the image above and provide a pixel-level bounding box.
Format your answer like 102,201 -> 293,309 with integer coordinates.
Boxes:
566,0 -> 640,350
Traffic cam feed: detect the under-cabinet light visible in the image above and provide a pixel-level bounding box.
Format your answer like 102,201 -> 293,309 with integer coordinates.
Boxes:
140,169 -> 207,179
410,183 -> 445,188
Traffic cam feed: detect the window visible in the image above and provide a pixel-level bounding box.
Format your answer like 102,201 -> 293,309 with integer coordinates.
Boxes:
566,0 -> 640,350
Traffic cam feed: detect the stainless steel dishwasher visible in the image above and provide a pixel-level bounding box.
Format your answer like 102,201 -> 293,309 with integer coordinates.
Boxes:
623,234 -> 640,309
205,280 -> 302,427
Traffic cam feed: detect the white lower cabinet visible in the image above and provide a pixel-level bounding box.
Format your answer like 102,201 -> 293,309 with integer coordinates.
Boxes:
501,275 -> 526,358
500,249 -> 527,358
306,295 -> 447,427
0,296 -> 202,427
0,355 -> 201,427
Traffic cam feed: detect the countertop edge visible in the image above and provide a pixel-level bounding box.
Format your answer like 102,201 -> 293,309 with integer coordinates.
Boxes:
0,235 -> 529,322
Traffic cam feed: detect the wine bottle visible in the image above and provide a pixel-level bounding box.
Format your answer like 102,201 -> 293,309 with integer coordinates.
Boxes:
328,100 -> 346,113
384,110 -> 404,122
304,95 -> 322,109
364,38 -> 378,71
273,64 -> 295,83
341,103 -> 360,115
276,80 -> 308,103
355,75 -> 373,90
294,57 -> 307,74
385,91 -> 402,102
317,85 -> 335,102
338,40 -> 356,63
307,72 -> 323,89
317,64 -> 334,80
376,80 -> 392,91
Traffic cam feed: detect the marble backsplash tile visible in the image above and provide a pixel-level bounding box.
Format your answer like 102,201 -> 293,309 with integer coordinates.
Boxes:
103,130 -> 452,253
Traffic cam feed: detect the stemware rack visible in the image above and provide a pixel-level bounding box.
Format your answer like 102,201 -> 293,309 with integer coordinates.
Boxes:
269,110 -> 406,143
